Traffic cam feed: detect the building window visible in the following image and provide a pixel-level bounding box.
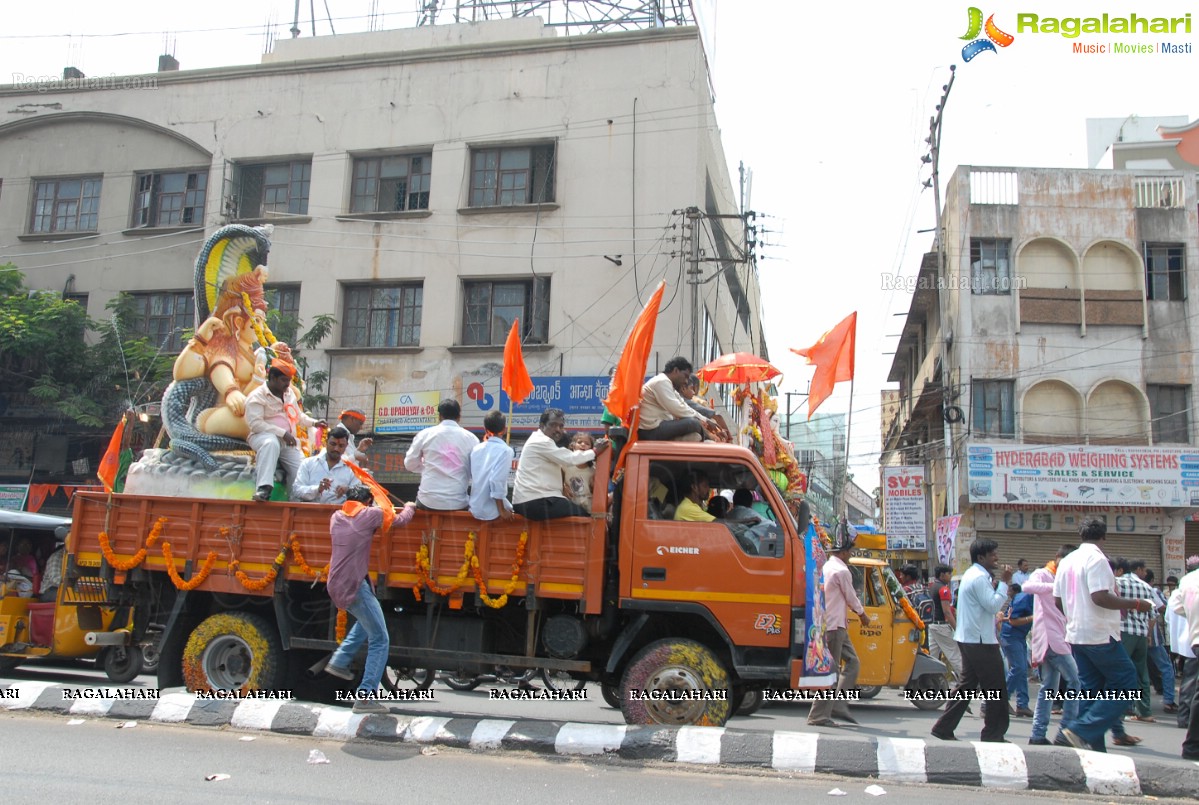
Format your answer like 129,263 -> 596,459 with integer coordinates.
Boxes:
1144,243 -> 1185,301
1148,384 -> 1190,444
350,154 -> 431,213
30,176 -> 102,233
342,284 -> 422,347
234,161 -> 311,217
469,144 -> 555,207
970,238 -> 1012,294
133,170 -> 208,228
265,285 -> 301,345
130,291 -> 194,352
973,379 -> 1015,438
462,279 -> 550,346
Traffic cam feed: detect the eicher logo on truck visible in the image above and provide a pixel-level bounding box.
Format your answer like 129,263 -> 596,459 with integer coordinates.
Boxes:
656,545 -> 700,556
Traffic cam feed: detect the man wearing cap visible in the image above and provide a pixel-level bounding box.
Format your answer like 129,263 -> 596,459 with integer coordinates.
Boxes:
245,359 -> 326,502
338,409 -> 373,464
808,522 -> 866,727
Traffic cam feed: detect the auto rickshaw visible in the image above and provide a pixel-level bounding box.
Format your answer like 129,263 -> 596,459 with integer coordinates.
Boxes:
847,555 -> 948,710
0,510 -> 144,682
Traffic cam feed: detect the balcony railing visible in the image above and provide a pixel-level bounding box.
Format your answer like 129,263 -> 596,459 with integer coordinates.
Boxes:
1134,175 -> 1185,209
969,169 -> 1019,205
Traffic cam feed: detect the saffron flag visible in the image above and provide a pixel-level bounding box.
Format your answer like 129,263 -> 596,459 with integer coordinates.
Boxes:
603,281 -> 666,424
345,461 -> 397,533
501,318 -> 535,405
97,416 -> 127,493
791,311 -> 856,419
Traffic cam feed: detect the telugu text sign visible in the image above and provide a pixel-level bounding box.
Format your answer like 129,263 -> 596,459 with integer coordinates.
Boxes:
882,465 -> 926,549
966,443 -> 1199,507
462,376 -> 610,431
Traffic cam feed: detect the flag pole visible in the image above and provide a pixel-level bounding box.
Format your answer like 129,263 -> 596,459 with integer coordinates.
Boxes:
507,395 -> 513,445
837,375 -> 855,523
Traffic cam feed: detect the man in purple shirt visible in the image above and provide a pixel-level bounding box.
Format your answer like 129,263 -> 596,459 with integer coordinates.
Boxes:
808,524 -> 867,727
324,486 -> 415,713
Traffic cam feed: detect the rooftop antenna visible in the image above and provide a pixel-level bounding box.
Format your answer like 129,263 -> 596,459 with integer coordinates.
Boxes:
263,10 -> 278,54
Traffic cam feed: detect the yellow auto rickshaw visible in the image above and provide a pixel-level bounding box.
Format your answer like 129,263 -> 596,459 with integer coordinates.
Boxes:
0,510 -> 144,682
848,554 -> 948,710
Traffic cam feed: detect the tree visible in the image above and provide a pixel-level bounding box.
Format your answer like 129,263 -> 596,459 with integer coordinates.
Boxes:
0,267 -> 175,427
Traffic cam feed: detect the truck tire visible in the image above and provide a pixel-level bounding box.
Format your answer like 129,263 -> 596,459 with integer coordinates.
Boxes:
907,673 -> 948,711
620,638 -> 732,727
735,689 -> 763,716
101,645 -> 145,684
0,656 -> 23,673
181,612 -> 283,692
383,667 -> 435,692
540,669 -> 587,693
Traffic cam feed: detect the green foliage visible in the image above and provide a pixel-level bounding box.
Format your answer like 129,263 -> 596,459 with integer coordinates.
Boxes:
289,314 -> 336,416
0,267 -> 175,426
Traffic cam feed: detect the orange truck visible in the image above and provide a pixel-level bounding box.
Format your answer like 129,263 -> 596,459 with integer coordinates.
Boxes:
65,440 -> 822,727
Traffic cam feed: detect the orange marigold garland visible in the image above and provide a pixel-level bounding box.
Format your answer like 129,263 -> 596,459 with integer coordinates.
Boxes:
162,542 -> 218,591
97,517 -> 167,571
413,533 -> 475,598
290,536 -> 329,581
335,609 -> 348,644
470,531 -> 529,609
229,545 -> 288,591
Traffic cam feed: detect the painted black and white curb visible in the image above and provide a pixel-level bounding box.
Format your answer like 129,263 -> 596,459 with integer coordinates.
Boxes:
3,681 -> 1197,799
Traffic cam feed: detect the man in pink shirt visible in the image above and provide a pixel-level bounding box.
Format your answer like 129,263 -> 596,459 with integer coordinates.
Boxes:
808,524 -> 867,727
1021,544 -> 1081,746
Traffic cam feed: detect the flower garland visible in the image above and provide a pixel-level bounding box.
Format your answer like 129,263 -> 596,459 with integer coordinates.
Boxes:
335,609 -> 347,644
241,291 -> 277,347
469,532 -> 529,609
97,517 -> 167,571
162,542 -> 219,591
289,536 -> 329,581
229,545 -> 288,591
412,534 -> 475,600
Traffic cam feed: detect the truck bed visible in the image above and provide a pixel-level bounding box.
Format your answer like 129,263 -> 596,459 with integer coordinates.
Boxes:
70,492 -> 605,612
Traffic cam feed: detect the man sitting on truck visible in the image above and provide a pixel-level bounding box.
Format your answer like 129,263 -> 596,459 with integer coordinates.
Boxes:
292,426 -> 357,504
324,485 -> 416,713
513,408 -> 610,520
469,411 -> 515,521
337,409 -> 373,465
404,399 -> 479,511
638,357 -> 714,442
246,359 -> 326,502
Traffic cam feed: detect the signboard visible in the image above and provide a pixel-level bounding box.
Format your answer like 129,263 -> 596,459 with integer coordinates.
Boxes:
966,443 -> 1198,507
0,484 -> 29,512
882,465 -> 926,549
462,376 -> 610,431
935,514 -> 961,566
973,505 -> 1168,535
375,391 -> 440,434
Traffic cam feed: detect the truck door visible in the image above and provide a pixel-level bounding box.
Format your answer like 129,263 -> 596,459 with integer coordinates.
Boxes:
628,460 -> 791,653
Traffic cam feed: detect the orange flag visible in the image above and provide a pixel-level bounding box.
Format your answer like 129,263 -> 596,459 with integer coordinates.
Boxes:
603,281 -> 666,425
501,318 -> 535,405
345,461 -> 397,533
97,416 -> 127,493
791,311 -> 856,419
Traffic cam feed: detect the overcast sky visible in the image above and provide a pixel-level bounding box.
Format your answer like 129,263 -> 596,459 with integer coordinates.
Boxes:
4,0 -> 1197,486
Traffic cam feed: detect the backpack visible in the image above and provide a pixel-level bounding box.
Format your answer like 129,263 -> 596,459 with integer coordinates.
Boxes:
907,584 -> 935,626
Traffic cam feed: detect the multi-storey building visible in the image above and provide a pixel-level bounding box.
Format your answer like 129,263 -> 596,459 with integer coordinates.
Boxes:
0,16 -> 763,506
884,144 -> 1199,579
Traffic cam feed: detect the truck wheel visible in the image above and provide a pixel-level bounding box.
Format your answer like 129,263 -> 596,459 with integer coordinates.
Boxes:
443,674 -> 482,691
736,690 -> 764,716
600,684 -> 621,709
908,673 -> 948,711
620,638 -> 732,727
101,645 -> 145,684
858,685 -> 881,700
383,667 -> 434,692
182,612 -> 283,692
0,656 -> 23,673
540,669 -> 587,693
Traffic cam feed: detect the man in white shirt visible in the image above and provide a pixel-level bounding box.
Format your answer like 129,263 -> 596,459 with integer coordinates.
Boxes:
337,409 -> 373,464
637,357 -> 712,442
1012,558 -> 1031,587
931,538 -> 1014,743
1053,517 -> 1149,753
513,408 -> 609,520
469,411 -> 515,521
292,426 -> 357,504
404,399 -> 479,511
1168,556 -> 1199,730
1171,561 -> 1199,760
245,360 -> 324,502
